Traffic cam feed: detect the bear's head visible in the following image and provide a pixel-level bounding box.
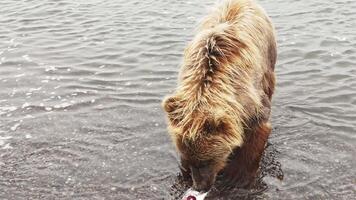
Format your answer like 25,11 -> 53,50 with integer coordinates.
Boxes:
162,95 -> 243,192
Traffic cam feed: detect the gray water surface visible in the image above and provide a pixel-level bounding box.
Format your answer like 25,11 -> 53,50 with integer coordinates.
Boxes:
0,0 -> 355,199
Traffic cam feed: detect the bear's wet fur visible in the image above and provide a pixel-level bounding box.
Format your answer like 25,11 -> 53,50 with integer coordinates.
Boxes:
162,0 -> 276,192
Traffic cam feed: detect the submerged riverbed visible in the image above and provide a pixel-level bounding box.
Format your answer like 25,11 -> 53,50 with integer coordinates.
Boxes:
0,0 -> 355,199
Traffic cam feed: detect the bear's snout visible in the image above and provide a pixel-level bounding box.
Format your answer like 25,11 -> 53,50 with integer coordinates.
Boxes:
193,180 -> 213,193
191,165 -> 216,192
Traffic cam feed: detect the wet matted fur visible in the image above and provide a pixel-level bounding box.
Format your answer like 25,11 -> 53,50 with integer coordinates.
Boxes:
162,0 -> 276,192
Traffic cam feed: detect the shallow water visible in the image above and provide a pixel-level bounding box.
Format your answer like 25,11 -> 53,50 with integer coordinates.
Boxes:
0,0 -> 355,199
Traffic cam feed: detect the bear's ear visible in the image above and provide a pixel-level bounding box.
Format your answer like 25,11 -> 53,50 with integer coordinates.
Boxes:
203,114 -> 231,135
162,95 -> 183,126
203,113 -> 243,147
162,95 -> 179,113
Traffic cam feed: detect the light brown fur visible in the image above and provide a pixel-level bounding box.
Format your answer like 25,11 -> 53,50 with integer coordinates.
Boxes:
162,0 -> 276,191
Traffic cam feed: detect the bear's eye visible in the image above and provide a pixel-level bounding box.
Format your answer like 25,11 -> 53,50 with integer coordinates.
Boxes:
199,159 -> 214,167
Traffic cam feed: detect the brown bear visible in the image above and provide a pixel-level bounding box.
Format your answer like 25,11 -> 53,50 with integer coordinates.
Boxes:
162,0 -> 276,192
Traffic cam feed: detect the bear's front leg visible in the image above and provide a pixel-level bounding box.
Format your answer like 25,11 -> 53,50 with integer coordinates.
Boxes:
222,122 -> 271,188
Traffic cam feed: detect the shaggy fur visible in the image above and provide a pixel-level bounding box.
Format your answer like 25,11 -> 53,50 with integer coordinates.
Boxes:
162,0 -> 276,191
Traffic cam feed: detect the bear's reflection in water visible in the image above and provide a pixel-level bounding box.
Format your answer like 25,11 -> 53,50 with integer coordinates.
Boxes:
170,142 -> 283,200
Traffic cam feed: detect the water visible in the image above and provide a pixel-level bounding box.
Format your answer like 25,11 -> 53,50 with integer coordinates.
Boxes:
0,0 -> 355,199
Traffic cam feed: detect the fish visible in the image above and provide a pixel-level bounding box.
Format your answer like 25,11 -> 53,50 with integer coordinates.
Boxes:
182,188 -> 208,200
